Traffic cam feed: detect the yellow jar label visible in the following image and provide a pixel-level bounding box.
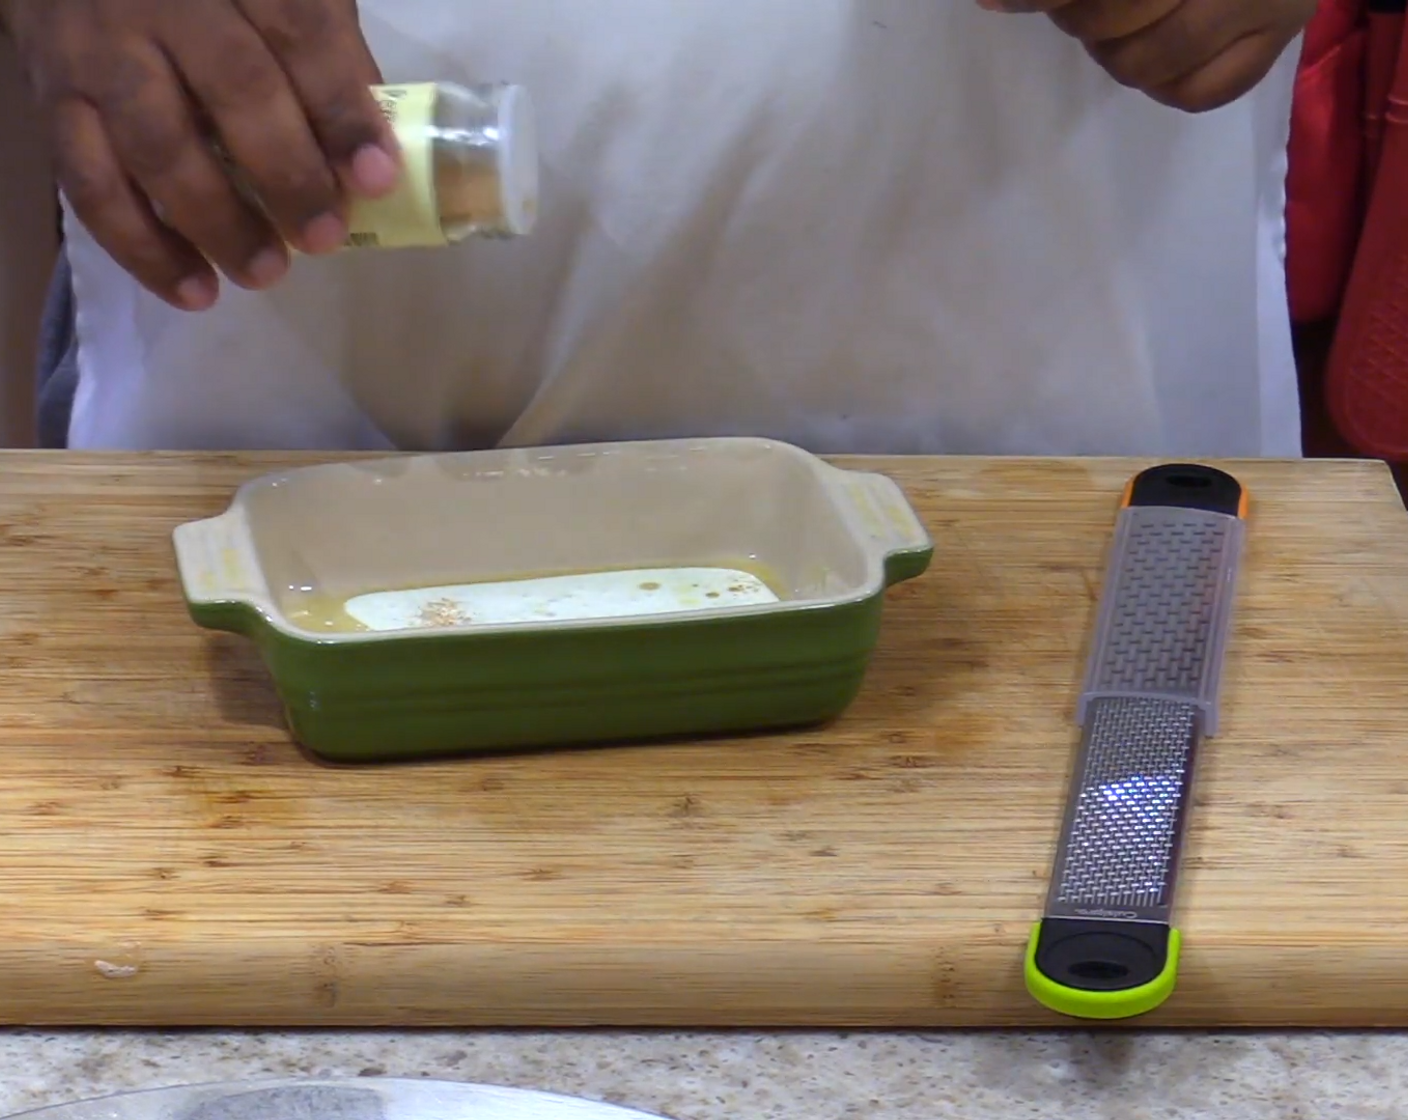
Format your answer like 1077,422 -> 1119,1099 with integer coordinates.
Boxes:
345,83 -> 445,249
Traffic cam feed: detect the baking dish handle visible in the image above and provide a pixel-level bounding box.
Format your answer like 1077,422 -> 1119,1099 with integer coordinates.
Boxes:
835,470 -> 935,587
171,508 -> 267,633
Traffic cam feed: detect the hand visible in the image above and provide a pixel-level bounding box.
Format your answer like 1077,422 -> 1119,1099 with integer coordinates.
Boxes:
980,0 -> 1315,113
0,0 -> 403,310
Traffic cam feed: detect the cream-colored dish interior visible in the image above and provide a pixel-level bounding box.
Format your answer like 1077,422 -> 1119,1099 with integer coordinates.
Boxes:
219,439 -> 891,638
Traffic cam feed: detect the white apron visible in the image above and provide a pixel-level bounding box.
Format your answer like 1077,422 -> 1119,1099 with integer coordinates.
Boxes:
63,0 -> 1304,456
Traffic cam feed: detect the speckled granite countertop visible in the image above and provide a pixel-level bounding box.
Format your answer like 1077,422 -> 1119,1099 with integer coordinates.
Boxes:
0,1031 -> 1402,1119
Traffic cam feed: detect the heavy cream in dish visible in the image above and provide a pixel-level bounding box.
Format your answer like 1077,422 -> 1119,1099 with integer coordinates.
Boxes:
284,566 -> 781,634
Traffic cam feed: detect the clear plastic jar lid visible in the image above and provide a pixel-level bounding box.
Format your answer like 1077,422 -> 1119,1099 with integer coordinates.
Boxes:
492,83 -> 539,237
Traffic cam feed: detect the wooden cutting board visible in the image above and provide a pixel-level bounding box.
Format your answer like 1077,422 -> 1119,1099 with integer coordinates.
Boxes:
2,451 -> 1408,1029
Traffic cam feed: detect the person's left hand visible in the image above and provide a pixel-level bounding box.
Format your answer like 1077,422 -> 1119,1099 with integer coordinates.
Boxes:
979,0 -> 1316,113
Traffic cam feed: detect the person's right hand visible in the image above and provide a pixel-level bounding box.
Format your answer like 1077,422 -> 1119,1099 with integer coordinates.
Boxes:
1,0 -> 402,311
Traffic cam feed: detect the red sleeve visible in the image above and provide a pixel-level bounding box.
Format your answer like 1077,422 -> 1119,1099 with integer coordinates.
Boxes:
1286,0 -> 1368,326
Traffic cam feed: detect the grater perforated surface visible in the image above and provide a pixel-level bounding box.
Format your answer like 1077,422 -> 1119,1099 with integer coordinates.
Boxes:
1084,507 -> 1237,702
1047,695 -> 1200,923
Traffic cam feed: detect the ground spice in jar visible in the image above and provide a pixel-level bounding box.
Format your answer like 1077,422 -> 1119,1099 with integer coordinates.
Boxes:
346,80 -> 539,248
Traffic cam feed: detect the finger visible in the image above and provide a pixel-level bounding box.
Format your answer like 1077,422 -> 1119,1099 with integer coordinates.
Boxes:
1046,0 -> 1183,43
1150,31 -> 1292,112
161,3 -> 349,254
977,1 -> 1073,12
236,0 -> 401,199
93,37 -> 288,290
1087,0 -> 1254,93
51,97 -> 219,311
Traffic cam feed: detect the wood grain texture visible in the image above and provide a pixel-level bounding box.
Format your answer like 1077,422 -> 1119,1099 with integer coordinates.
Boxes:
1,451 -> 1406,1028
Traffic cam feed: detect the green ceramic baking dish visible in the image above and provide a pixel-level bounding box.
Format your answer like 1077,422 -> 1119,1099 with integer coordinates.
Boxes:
172,437 -> 933,763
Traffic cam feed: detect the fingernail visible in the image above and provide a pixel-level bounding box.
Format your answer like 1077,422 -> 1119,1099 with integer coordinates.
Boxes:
245,246 -> 289,289
301,212 -> 348,255
350,143 -> 401,197
175,274 -> 218,311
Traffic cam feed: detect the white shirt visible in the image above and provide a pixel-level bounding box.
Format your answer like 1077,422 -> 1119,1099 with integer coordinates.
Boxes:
62,0 -> 1304,456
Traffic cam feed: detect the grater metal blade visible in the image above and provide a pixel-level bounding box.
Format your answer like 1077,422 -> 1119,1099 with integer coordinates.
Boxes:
1025,464 -> 1247,1022
1045,695 -> 1199,928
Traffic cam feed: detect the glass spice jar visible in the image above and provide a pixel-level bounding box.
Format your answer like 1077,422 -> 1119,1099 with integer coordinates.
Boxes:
346,81 -> 540,248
